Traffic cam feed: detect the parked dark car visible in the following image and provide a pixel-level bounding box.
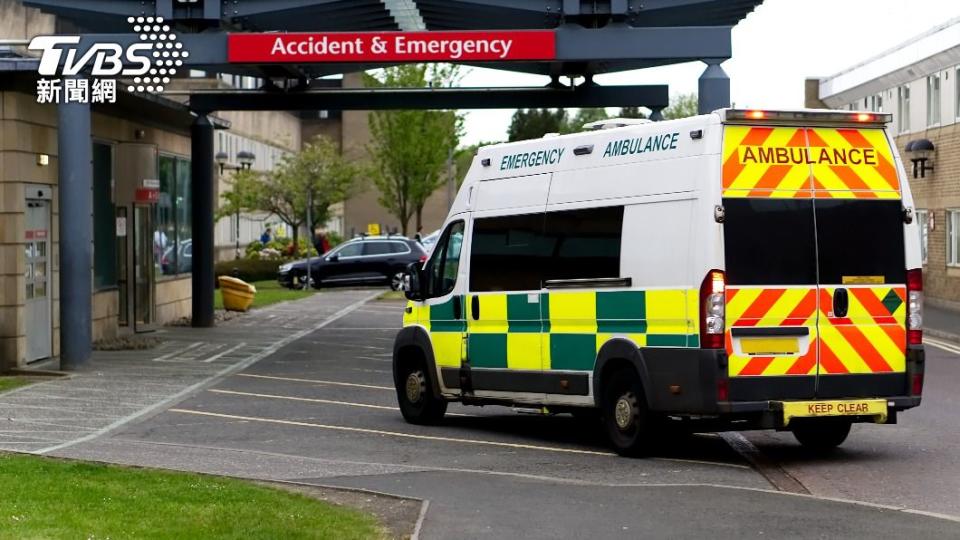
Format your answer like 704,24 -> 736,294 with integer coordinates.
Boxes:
278,236 -> 427,290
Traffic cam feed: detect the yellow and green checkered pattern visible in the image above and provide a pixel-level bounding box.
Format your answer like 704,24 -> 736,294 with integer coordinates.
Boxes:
406,288 -> 699,373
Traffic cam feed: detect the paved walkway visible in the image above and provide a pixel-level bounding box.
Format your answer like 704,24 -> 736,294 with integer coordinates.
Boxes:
0,289 -> 379,454
925,304 -> 960,344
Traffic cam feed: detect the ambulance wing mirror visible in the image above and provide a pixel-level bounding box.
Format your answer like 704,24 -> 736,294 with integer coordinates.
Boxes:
403,262 -> 423,301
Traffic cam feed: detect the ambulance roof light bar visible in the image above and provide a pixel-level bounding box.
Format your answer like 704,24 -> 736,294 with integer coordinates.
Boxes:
723,109 -> 892,126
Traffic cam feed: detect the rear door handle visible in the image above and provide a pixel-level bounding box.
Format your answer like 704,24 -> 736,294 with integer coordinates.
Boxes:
833,288 -> 849,318
471,295 -> 480,320
452,296 -> 462,320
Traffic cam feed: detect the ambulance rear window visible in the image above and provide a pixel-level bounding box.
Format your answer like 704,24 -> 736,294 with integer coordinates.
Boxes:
815,200 -> 905,284
723,199 -> 818,285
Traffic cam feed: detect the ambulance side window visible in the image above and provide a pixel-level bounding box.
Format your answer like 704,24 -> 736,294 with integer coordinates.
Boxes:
541,206 -> 623,282
470,213 -> 550,292
425,221 -> 465,298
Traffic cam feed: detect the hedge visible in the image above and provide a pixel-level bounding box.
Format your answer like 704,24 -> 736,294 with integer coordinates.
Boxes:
214,259 -> 281,284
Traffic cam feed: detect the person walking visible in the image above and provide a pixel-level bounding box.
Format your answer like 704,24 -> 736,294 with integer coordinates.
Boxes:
259,226 -> 271,245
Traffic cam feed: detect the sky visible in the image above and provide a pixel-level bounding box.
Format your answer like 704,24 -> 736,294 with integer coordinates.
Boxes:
457,0 -> 960,146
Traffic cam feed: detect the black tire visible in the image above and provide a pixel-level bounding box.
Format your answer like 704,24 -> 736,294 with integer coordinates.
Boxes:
791,418 -> 851,453
601,367 -> 653,457
395,359 -> 447,425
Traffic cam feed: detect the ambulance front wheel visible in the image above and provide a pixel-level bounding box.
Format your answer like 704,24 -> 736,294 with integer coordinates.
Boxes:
791,418 -> 851,452
396,358 -> 447,425
601,367 -> 654,457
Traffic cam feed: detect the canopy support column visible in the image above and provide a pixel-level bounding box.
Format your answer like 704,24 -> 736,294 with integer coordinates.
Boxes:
191,115 -> 215,327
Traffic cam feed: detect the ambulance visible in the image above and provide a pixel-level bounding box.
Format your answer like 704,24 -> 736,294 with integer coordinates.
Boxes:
393,109 -> 925,456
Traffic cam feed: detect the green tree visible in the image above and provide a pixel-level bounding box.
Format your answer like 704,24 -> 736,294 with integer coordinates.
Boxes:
226,136 -> 359,248
215,168 -> 260,223
216,168 -> 261,258
366,64 -> 463,234
507,108 -> 567,141
663,93 -> 699,120
453,141 -> 501,186
565,108 -> 609,132
618,106 -> 647,119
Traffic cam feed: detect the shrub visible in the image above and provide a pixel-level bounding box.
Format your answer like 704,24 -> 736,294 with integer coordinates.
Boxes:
245,240 -> 264,257
325,231 -> 344,249
215,259 -> 280,283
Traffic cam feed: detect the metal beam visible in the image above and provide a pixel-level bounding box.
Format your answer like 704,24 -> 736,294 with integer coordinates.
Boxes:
186,85 -> 668,112
67,26 -> 730,76
555,25 -> 731,61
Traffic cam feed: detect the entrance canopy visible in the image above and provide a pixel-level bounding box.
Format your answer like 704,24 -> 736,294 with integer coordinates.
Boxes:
23,0 -> 763,362
26,0 -> 760,80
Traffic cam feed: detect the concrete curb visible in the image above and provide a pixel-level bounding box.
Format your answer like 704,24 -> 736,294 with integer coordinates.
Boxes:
926,328 -> 960,345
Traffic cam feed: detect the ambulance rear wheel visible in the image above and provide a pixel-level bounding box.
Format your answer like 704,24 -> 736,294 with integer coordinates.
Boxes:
601,368 -> 653,457
791,418 -> 851,452
396,359 -> 447,425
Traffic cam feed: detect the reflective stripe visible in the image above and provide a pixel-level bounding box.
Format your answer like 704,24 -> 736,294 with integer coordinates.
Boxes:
722,126 -> 901,199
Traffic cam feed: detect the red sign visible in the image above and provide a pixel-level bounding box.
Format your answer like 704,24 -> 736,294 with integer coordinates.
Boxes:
228,31 -> 556,63
135,188 -> 160,204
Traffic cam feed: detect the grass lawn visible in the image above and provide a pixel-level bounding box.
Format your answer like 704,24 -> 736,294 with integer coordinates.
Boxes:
376,290 -> 406,301
0,454 -> 379,539
215,280 -> 316,311
0,377 -> 31,394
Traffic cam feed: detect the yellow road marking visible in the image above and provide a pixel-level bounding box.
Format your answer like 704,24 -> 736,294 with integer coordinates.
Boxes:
236,373 -> 393,390
208,388 -> 475,417
170,408 -> 615,456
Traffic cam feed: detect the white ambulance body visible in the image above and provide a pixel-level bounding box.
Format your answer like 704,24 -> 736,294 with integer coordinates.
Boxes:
393,109 -> 925,456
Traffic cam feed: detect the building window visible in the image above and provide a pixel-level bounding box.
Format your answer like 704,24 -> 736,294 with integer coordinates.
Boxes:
949,209 -> 960,267
956,67 -> 960,119
927,74 -> 941,126
917,209 -> 929,265
156,155 -> 192,276
898,85 -> 911,132
868,94 -> 883,112
92,143 -> 116,289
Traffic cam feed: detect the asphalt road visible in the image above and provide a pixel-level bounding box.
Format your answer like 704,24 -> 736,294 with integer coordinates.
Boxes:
745,337 -> 960,517
56,297 -> 960,538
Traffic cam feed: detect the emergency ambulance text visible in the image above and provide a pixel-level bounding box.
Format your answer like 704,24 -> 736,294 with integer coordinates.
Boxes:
739,146 -> 878,166
500,147 -> 565,170
602,132 -> 679,158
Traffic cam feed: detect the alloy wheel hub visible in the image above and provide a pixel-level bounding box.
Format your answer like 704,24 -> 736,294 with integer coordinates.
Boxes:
405,371 -> 425,403
614,393 -> 638,430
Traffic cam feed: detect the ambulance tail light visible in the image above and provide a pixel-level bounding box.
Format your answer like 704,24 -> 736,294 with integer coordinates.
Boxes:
907,268 -> 923,346
700,269 -> 726,349
716,377 -> 729,402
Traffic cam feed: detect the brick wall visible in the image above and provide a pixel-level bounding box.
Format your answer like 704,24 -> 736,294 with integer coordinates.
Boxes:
896,123 -> 960,307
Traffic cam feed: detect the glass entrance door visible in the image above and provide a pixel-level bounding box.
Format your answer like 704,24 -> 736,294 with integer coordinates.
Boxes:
133,205 -> 156,331
25,199 -> 52,361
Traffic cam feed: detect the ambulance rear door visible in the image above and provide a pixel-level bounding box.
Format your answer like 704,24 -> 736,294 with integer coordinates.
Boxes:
720,112 -> 907,401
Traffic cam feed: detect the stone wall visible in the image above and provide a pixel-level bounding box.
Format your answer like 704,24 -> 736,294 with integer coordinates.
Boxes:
895,123 -> 960,306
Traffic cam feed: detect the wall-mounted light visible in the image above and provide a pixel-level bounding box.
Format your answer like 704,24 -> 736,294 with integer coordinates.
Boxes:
216,150 -> 256,175
905,139 -> 935,179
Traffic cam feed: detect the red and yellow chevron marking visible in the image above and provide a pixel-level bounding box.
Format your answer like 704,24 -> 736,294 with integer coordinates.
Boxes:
722,126 -> 901,199
818,286 -> 906,374
726,287 -> 818,377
